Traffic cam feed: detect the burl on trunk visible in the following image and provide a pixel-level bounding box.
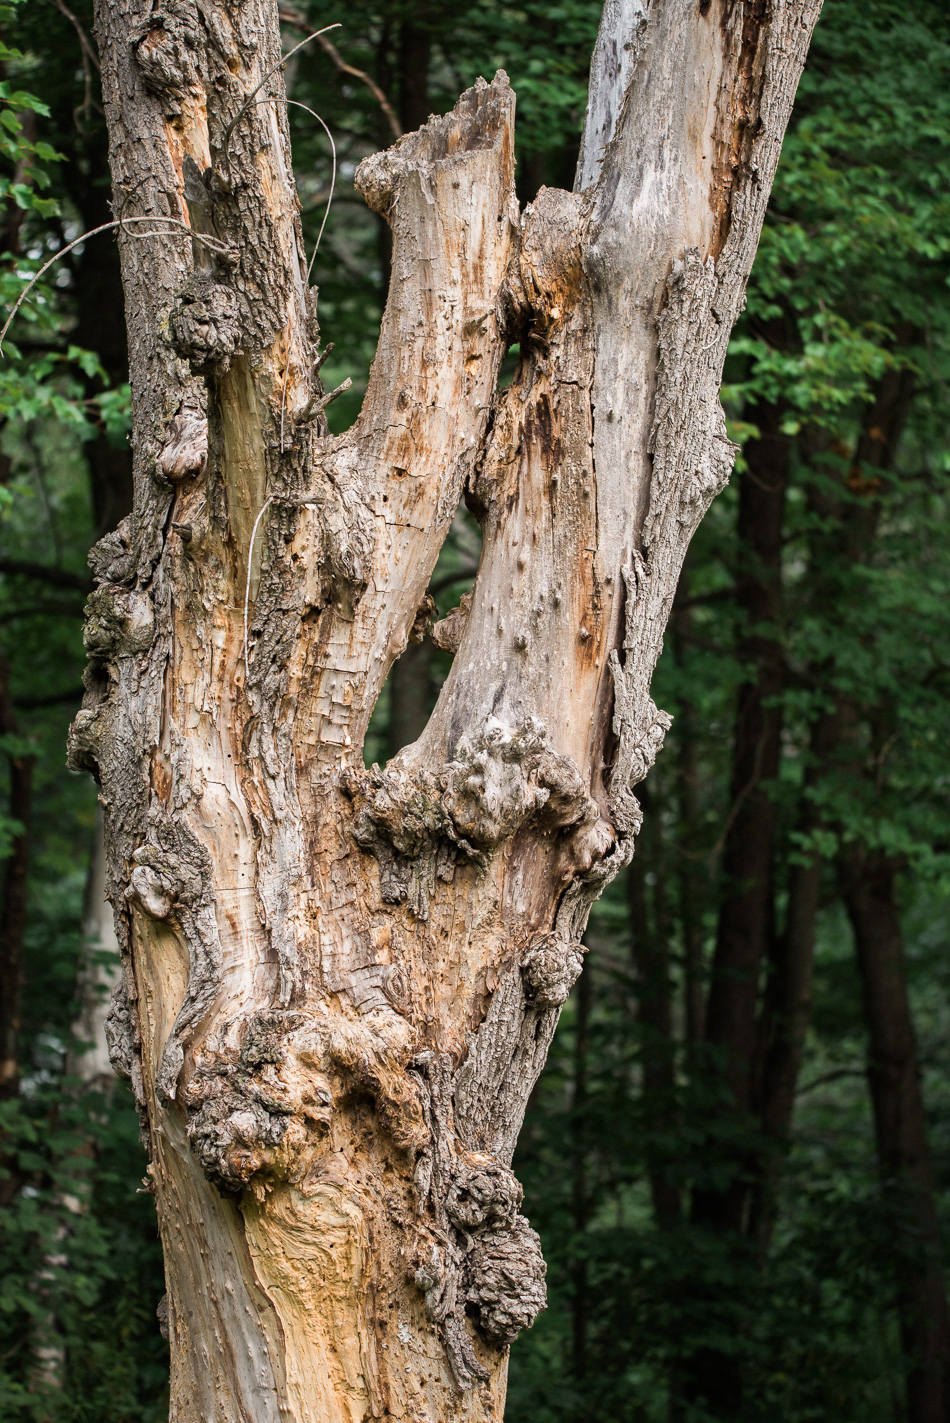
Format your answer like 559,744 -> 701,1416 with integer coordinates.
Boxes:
73,1 -> 820,1418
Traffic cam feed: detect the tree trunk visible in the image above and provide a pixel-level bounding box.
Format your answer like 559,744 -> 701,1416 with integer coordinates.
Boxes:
683,400 -> 790,1412
843,851 -> 950,1423
629,792 -> 681,1230
0,646 -> 33,1111
69,808 -> 122,1085
671,570 -> 706,1051
699,401 -> 790,1168
750,701 -> 841,1248
569,955 -> 591,1387
75,1 -> 820,1417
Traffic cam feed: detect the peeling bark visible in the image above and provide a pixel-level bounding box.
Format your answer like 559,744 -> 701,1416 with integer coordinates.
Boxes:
78,1 -> 821,1417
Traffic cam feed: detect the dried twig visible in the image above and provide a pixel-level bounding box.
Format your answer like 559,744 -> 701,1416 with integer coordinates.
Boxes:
286,99 -> 336,278
220,25 -> 341,167
0,217 -> 231,352
278,6 -> 401,139
45,0 -> 101,127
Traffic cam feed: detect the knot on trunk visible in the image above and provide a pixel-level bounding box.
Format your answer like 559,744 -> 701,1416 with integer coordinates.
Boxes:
121,824 -> 222,1103
443,715 -> 601,847
351,715 -> 613,916
66,706 -> 103,775
82,586 -> 155,661
169,280 -> 243,375
132,1 -> 202,106
430,591 -> 472,655
125,843 -> 202,919
521,932 -> 585,1009
466,1214 -> 547,1345
445,1156 -> 521,1234
157,399 -> 208,483
88,515 -> 135,586
409,1053 -> 546,1380
185,1010 -> 428,1196
185,1015 -> 313,1196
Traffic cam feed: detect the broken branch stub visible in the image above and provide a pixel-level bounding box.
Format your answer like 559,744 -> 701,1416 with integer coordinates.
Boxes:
78,0 -> 822,1418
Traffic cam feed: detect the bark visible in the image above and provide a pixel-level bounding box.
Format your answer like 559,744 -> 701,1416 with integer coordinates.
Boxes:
843,851 -> 950,1423
75,1 -> 820,1418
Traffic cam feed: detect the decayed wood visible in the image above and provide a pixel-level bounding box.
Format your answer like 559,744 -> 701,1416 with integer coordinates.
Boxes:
76,1 -> 821,1418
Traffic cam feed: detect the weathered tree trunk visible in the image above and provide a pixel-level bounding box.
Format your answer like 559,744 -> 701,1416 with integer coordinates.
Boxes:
843,850 -> 950,1423
74,1 -> 820,1417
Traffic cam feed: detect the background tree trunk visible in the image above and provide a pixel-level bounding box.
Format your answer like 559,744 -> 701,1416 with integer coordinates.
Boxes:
76,1 -> 821,1418
843,851 -> 950,1423
0,646 -> 33,1114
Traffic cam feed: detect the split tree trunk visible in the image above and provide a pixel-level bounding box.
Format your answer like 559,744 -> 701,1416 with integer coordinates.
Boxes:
75,1 -> 820,1418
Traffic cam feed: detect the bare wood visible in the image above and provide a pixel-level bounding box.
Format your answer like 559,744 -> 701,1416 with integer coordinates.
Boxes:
77,1 -> 821,1418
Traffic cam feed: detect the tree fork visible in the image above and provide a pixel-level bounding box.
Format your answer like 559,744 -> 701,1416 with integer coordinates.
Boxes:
76,1 -> 820,1418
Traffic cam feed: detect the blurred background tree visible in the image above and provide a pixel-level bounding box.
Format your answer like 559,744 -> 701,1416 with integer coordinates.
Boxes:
1,0 -> 949,1419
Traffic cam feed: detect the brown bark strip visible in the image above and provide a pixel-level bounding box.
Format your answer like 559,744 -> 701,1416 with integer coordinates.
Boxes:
74,1 -> 821,1417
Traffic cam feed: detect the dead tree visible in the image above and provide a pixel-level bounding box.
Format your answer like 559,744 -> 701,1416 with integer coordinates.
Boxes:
74,0 -> 821,1417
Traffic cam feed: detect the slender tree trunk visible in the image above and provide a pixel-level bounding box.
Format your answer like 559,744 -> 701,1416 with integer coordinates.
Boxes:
751,702 -> 841,1248
692,401 -> 790,1271
683,401 -> 790,1413
74,2 -> 820,1417
69,808 -> 122,1085
570,957 -> 591,1387
671,570 -> 706,1050
0,648 -> 32,1113
396,3 -> 433,135
843,851 -> 950,1423
629,792 -> 680,1229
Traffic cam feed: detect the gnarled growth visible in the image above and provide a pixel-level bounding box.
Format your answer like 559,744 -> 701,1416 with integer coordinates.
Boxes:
79,0 -> 821,1418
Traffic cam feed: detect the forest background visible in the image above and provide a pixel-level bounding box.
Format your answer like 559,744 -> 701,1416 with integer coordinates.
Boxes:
0,0 -> 949,1419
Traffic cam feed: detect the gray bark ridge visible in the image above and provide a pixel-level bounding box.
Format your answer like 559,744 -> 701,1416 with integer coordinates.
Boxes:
77,1 -> 821,1419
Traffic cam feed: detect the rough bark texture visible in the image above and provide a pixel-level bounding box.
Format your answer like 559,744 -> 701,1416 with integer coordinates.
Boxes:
77,1 -> 820,1418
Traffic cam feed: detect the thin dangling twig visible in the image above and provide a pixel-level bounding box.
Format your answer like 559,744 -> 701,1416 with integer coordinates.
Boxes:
243,495 -> 275,684
0,216 -> 231,353
285,99 -> 337,278
278,332 -> 294,453
219,24 -> 341,169
278,5 -> 401,139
